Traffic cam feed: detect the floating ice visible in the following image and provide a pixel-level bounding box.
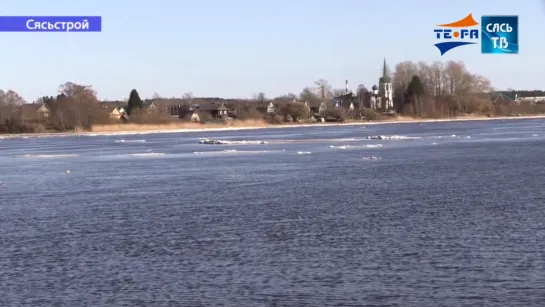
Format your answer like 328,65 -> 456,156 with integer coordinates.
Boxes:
366,135 -> 420,140
362,156 -> 382,160
329,144 -> 383,149
332,138 -> 358,142
297,151 -> 311,155
193,149 -> 269,155
199,138 -> 268,145
22,154 -> 78,158
115,139 -> 146,143
129,153 -> 165,156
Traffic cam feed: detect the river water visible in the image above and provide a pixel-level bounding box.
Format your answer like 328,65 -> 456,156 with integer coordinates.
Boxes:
1,119 -> 545,306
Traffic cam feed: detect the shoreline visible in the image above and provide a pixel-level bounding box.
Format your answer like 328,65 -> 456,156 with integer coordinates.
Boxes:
1,115 -> 544,139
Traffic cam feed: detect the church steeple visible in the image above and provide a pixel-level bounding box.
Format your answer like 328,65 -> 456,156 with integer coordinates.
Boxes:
382,58 -> 389,77
379,58 -> 392,83
377,57 -> 393,111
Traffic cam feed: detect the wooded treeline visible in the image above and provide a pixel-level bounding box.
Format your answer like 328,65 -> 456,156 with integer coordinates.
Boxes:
1,60 -> 544,133
390,60 -> 544,117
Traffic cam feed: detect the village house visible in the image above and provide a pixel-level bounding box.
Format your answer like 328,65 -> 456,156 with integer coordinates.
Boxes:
139,98 -> 191,117
100,101 -> 127,120
142,101 -> 159,113
264,98 -> 296,115
110,107 -> 128,120
254,98 -> 326,120
19,103 -> 51,123
189,101 -> 232,122
489,92 -> 545,105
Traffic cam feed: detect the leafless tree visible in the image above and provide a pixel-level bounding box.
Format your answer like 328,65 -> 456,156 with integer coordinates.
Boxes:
314,79 -> 333,99
2,90 -> 26,106
0,89 -> 28,132
332,89 -> 346,97
276,102 -> 309,121
356,84 -> 369,108
392,60 -> 493,117
54,82 -> 101,131
253,92 -> 266,101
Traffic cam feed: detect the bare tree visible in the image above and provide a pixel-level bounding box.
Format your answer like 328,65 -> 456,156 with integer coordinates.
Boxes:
55,82 -> 100,131
356,84 -> 369,108
3,90 -> 26,106
182,92 -> 194,104
277,102 -> 309,121
299,87 -> 321,105
253,92 -> 266,101
314,79 -> 333,99
392,61 -> 419,113
332,89 -> 346,97
392,60 -> 493,117
0,89 -> 29,132
0,90 -> 9,127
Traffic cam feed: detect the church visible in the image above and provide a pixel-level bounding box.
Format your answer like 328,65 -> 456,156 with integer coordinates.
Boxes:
370,58 -> 394,111
332,58 -> 394,112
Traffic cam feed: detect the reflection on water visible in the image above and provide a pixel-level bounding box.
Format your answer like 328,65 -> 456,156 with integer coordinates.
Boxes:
1,119 -> 545,306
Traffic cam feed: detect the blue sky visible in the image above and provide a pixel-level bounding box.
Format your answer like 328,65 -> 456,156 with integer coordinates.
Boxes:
1,0 -> 544,101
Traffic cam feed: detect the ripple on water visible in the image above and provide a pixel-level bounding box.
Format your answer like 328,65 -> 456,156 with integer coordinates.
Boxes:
1,119 -> 545,306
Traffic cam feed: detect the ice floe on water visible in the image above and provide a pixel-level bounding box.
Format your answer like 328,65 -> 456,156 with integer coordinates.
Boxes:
330,138 -> 359,142
198,138 -> 268,145
362,156 -> 382,160
297,151 -> 312,155
432,134 -> 466,139
533,134 -> 538,137
193,149 -> 272,155
366,135 -> 421,140
128,152 -> 165,157
21,154 -> 79,158
115,139 -> 146,143
329,144 -> 383,149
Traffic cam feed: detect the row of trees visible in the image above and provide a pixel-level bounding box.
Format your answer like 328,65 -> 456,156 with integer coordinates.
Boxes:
391,60 -> 494,117
1,83 -> 111,133
1,60 -> 543,133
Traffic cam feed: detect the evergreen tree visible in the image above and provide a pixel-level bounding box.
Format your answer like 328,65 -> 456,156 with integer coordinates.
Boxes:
406,76 -> 424,115
127,89 -> 143,114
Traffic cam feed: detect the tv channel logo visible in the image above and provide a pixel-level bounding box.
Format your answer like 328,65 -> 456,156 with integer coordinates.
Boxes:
481,16 -> 518,54
433,14 -> 480,56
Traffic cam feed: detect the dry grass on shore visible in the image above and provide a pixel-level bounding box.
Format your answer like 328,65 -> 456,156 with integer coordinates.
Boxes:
90,119 -> 271,133
89,115 -> 545,133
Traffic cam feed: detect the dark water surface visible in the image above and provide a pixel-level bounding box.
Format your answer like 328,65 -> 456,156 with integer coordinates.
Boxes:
1,119 -> 545,306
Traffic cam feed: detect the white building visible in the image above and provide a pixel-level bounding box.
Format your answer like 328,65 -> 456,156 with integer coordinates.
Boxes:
368,58 -> 394,111
378,58 -> 393,110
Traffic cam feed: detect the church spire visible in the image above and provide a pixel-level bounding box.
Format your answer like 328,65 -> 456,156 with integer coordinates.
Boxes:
380,58 -> 392,83
382,58 -> 390,78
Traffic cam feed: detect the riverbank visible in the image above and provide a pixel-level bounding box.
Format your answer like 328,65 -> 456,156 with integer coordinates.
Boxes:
1,115 -> 544,139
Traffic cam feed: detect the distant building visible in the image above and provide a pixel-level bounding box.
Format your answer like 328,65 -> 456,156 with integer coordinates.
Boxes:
378,58 -> 394,110
368,58 -> 393,111
332,80 -> 357,110
19,103 -> 51,123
